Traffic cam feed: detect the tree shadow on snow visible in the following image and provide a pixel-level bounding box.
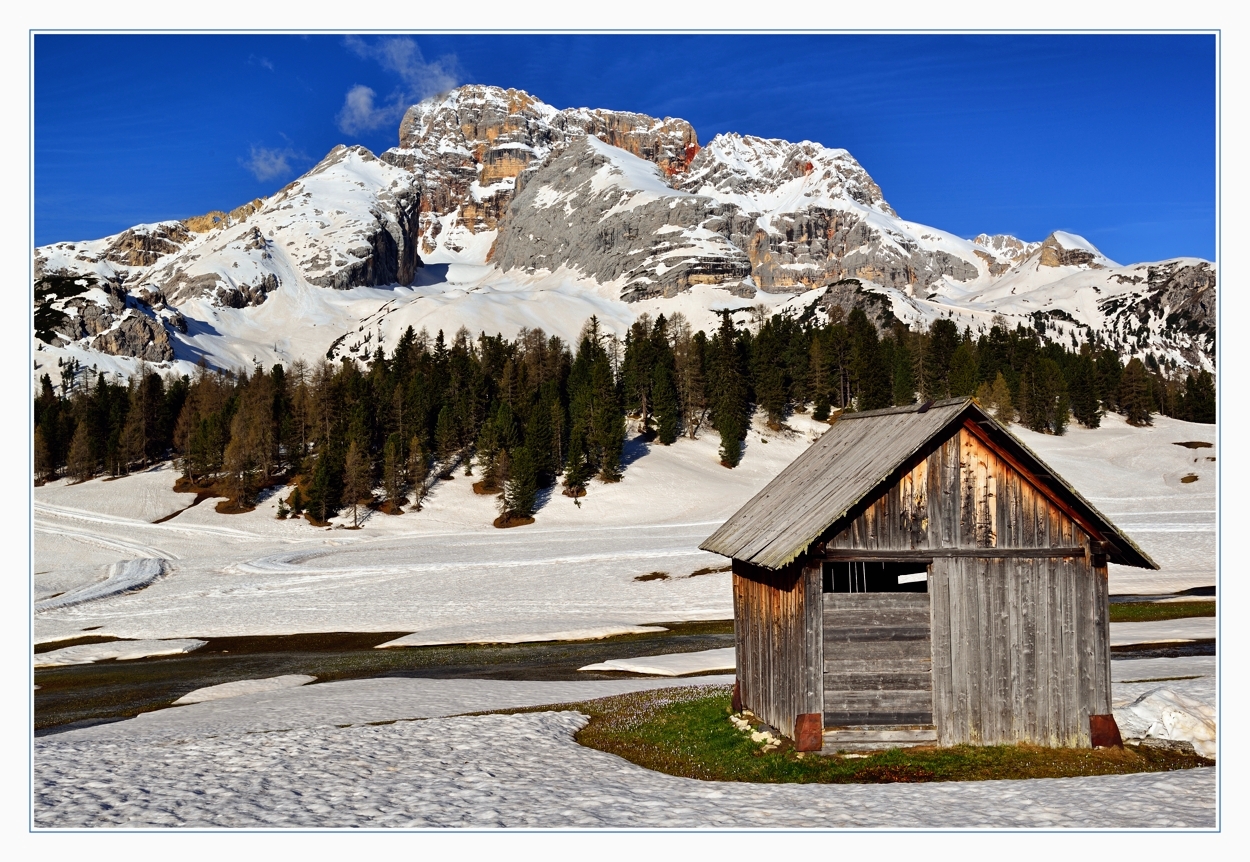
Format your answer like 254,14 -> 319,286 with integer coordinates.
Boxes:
532,484 -> 554,514
621,433 -> 649,468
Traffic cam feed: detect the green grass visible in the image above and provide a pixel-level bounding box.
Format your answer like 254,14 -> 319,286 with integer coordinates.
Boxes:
499,685 -> 1211,784
1109,601 -> 1215,623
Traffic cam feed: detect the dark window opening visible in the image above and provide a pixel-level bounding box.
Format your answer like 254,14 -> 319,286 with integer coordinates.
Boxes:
823,561 -> 929,593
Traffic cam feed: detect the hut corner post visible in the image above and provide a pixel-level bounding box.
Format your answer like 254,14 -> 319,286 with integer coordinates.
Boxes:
731,557 -> 823,739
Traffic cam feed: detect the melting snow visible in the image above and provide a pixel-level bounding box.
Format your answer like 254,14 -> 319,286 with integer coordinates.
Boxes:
35,638 -> 207,667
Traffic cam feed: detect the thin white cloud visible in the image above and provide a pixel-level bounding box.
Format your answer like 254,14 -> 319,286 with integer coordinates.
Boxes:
242,146 -> 302,182
337,36 -> 461,135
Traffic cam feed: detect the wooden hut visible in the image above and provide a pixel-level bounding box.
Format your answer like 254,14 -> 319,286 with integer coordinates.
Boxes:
700,397 -> 1155,752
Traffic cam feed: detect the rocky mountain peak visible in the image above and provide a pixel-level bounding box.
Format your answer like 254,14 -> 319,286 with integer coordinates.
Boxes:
383,84 -> 698,249
1034,230 -> 1116,269
677,133 -> 895,217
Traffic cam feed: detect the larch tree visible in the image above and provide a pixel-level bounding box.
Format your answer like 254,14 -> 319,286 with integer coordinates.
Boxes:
67,420 -> 94,483
341,439 -> 371,527
1118,358 -> 1153,427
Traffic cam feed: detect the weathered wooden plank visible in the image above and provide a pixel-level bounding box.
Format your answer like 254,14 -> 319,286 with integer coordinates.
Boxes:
993,557 -> 1012,744
929,560 -> 955,745
1046,555 -> 1063,746
823,609 -> 932,628
823,625 -> 932,643
1094,559 -> 1112,715
825,658 -> 933,674
1064,553 -> 1084,746
1006,550 -> 1024,742
1075,548 -> 1095,745
823,594 -> 931,610
948,557 -> 971,744
819,547 -> 1086,561
823,673 -> 933,690
825,710 -> 935,726
818,639 -> 932,661
942,436 -> 960,547
824,690 -> 935,710
1019,556 -> 1038,741
804,562 -> 823,718
967,556 -> 985,743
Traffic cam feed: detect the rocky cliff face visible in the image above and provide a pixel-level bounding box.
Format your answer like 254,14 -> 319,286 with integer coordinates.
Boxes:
380,85 -> 698,253
1098,260 -> 1216,369
489,137 -> 751,301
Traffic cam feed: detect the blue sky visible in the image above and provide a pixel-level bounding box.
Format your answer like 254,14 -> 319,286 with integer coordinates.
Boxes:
34,33 -> 1216,263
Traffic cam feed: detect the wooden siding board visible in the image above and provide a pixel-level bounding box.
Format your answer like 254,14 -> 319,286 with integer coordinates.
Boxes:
804,563 -> 823,718
930,560 -> 955,745
1095,562 -> 1112,715
1075,551 -> 1096,746
821,594 -> 933,729
948,558 -> 971,744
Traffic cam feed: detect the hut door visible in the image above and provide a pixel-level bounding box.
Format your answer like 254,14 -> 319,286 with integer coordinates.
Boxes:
822,565 -> 935,728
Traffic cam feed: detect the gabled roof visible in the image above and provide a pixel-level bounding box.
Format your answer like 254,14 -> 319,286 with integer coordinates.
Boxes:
700,397 -> 1157,571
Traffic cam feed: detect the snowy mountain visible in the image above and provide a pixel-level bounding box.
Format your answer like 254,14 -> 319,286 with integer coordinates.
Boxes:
33,84 -> 1215,387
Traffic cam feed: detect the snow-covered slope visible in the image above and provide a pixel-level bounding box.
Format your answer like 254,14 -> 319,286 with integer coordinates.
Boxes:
32,84 -> 1215,387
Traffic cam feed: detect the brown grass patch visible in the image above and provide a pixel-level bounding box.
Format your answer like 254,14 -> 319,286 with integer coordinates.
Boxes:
689,565 -> 731,578
1173,441 -> 1213,449
635,571 -> 670,582
1181,473 -> 1199,484
493,514 -> 535,529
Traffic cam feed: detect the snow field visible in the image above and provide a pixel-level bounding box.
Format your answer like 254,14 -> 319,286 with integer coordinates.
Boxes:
32,413 -> 827,643
33,409 -> 1214,647
32,674 -> 1214,829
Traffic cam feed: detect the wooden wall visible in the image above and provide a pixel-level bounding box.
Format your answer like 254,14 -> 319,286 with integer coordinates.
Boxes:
823,593 -> 933,727
816,425 -> 1112,747
929,555 -> 1110,746
732,559 -> 821,737
825,427 -> 1090,554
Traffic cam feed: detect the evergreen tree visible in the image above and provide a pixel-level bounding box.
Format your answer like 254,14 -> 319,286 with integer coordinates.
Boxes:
652,362 -> 679,445
808,336 -> 832,419
620,314 -> 657,434
673,320 -> 707,438
1118,358 -> 1153,426
590,350 -> 625,481
1069,349 -> 1101,429
751,316 -> 788,427
1185,370 -> 1216,424
892,336 -> 916,406
434,405 -> 457,465
925,319 -> 959,399
525,399 -> 555,486
847,309 -> 890,411
948,341 -> 979,397
501,446 -> 537,522
306,445 -> 343,524
707,312 -> 749,467
563,433 -> 591,500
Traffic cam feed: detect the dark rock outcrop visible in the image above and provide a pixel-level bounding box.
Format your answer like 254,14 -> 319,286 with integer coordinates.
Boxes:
90,313 -> 174,362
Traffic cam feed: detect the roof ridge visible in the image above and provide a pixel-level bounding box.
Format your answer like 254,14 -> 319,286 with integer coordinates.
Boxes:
838,396 -> 972,420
